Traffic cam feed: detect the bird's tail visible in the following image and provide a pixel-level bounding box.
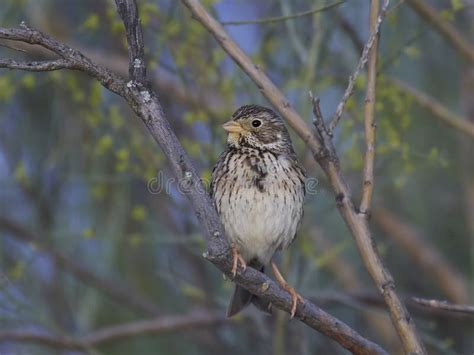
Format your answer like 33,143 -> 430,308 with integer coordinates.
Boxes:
227,263 -> 272,317
227,284 -> 253,317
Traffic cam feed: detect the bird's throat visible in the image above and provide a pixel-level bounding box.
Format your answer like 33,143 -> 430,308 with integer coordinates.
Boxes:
227,132 -> 241,146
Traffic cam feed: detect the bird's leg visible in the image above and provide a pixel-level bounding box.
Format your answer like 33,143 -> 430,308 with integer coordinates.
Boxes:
231,243 -> 247,277
271,261 -> 304,318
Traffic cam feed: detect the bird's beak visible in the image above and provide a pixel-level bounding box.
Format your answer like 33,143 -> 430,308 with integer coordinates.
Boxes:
222,121 -> 245,134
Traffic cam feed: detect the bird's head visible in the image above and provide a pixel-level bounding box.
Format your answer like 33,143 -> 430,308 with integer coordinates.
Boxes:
222,105 -> 293,153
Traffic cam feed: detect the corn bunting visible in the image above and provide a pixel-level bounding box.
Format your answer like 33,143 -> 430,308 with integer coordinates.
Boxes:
211,105 -> 306,318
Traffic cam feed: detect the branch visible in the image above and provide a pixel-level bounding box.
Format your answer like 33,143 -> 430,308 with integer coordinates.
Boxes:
359,0 -> 380,216
328,0 -> 390,133
313,291 -> 474,319
407,0 -> 474,64
411,298 -> 474,316
114,0 -> 147,83
6,37 -> 225,115
0,310 -> 227,350
221,0 -> 346,26
0,58 -> 78,71
207,255 -> 388,354
0,11 -> 388,355
0,217 -> 162,315
0,27 -> 127,96
180,1 -> 425,353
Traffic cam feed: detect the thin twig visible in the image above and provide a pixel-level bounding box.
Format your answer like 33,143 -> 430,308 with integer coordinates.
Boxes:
309,92 -> 336,162
221,0 -> 346,26
0,11 -> 388,355
359,0 -> 380,216
309,91 -> 330,141
312,291 -> 474,319
411,298 -> 474,316
180,1 -> 425,353
0,27 -> 127,96
328,0 -> 390,133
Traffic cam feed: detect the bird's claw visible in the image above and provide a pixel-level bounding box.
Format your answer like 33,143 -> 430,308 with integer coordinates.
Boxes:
287,287 -> 304,319
231,243 -> 247,278
271,261 -> 304,319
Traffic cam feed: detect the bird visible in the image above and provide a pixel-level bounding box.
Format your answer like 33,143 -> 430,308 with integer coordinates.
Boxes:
210,104 -> 306,318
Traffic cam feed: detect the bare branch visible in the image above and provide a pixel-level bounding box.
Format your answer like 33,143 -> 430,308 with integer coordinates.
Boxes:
0,58 -> 77,71
0,27 -> 127,96
328,0 -> 389,133
407,0 -> 474,64
309,91 -> 330,143
411,298 -> 474,316
181,1 -> 425,353
114,0 -> 147,83
313,291 -> 474,319
217,259 -> 388,354
221,0 -> 346,26
359,0 -> 380,216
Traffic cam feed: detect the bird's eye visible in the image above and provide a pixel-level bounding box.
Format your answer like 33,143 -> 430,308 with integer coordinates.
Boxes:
251,119 -> 262,128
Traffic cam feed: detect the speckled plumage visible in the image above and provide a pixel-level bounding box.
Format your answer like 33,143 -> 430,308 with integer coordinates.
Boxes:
211,105 -> 306,316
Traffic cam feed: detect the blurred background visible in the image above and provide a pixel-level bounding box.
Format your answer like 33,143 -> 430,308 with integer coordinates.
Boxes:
0,0 -> 473,354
